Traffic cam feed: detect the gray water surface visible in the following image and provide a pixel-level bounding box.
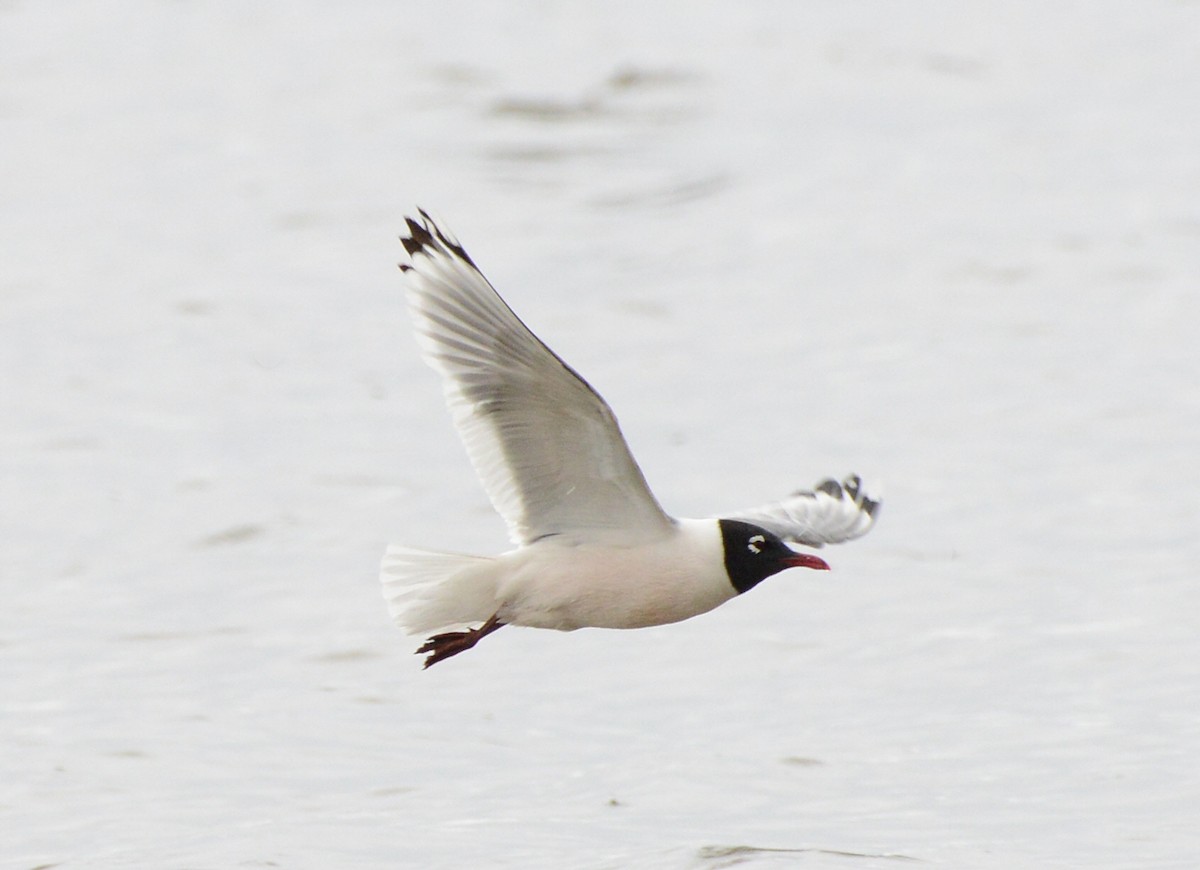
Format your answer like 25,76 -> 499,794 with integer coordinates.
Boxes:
3,2 -> 1198,868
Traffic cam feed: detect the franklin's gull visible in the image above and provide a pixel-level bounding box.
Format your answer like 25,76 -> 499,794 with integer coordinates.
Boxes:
381,212 -> 880,667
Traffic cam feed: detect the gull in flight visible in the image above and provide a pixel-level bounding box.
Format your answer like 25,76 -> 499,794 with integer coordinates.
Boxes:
381,213 -> 880,667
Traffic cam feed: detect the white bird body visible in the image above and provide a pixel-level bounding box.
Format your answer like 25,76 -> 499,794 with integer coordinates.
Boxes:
381,212 -> 880,667
384,518 -> 731,635
500,519 -> 731,631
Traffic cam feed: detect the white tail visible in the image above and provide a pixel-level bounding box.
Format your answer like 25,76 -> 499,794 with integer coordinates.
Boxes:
380,546 -> 499,635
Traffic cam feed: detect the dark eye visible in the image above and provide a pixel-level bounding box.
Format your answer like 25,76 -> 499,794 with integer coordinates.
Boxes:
747,534 -> 766,554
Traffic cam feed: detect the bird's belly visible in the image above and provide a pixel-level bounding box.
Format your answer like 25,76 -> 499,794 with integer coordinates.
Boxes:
496,542 -> 733,631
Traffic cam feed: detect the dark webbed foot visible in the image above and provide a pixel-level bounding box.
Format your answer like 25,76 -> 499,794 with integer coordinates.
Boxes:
417,614 -> 505,668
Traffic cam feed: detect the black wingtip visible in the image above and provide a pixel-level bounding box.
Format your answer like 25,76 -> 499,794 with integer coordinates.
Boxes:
811,474 -> 881,519
401,215 -> 435,254
400,210 -> 480,271
399,212 -> 436,270
398,210 -> 478,270
815,479 -> 844,499
842,474 -> 882,518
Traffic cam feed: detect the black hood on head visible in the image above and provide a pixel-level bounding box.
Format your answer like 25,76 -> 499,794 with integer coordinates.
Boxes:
718,518 -> 797,594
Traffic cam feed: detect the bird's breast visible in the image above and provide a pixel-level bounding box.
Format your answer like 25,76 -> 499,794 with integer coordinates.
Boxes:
495,519 -> 733,631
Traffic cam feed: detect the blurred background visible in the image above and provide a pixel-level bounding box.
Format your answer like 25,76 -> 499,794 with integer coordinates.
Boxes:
2,2 -> 1197,868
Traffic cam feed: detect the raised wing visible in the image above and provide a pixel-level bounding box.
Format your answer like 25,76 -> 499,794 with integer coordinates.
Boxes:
399,211 -> 675,546
724,474 -> 881,547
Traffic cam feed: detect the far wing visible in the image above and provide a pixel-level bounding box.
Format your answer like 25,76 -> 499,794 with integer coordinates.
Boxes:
724,474 -> 881,547
399,212 -> 675,546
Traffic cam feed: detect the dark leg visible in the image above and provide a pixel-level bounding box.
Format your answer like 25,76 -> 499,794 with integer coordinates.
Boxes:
417,613 -> 505,669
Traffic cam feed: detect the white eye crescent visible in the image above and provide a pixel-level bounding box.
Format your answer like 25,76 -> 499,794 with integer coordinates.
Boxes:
747,534 -> 766,554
